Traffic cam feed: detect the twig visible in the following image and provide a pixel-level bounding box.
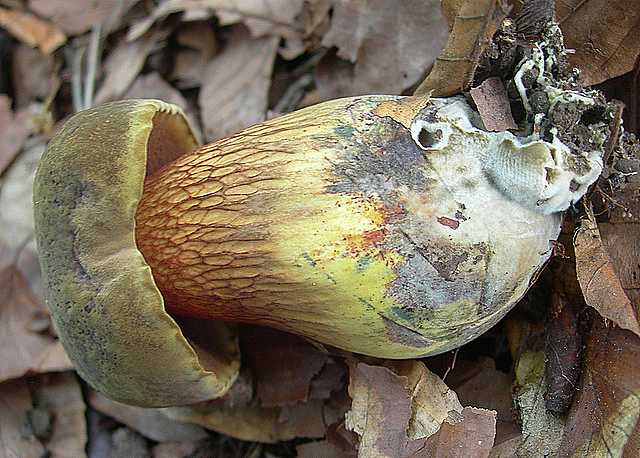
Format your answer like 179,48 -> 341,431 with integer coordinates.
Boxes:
83,23 -> 102,110
70,44 -> 85,113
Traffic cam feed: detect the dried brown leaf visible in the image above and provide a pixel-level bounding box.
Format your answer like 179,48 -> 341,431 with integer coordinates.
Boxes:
152,441 -> 198,458
29,0 -> 137,35
241,326 -> 329,407
128,0 -> 304,52
0,95 -> 32,176
94,29 -> 166,105
89,391 -> 208,442
0,379 -> 46,458
574,213 -> 640,336
0,271 -> 72,382
164,399 -> 333,443
558,318 -> 640,456
317,0 -> 448,98
469,77 -> 517,131
199,26 -> 278,140
448,357 -> 519,445
419,407 -> 497,458
389,360 -> 464,439
344,361 -> 487,458
11,45 -> 58,109
31,372 -> 87,458
414,0 -> 509,97
297,440 -> 352,458
0,7 -> 65,54
215,0 -> 304,39
557,0 -> 640,86
345,362 -> 413,457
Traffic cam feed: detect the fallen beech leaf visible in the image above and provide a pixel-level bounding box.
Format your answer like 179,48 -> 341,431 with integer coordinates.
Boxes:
544,287 -> 583,415
469,77 -> 517,131
574,213 -> 640,336
164,399 -> 332,443
241,326 -> 329,407
173,21 -> 217,88
128,0 -> 304,50
414,0 -> 509,96
0,379 -> 46,458
0,7 -> 65,54
89,391 -> 208,442
388,360 -> 464,439
11,45 -> 58,109
0,271 -> 72,382
447,357 -> 518,445
215,0 -> 304,40
558,317 -> 640,456
420,407 -> 497,458
199,26 -> 278,140
297,440 -> 352,458
0,95 -> 32,176
557,0 -> 640,86
29,0 -> 137,35
344,361 -> 479,457
94,29 -> 167,105
31,373 -> 87,458
317,0 -> 448,98
152,441 -> 199,458
597,153 -> 640,309
345,363 -> 413,457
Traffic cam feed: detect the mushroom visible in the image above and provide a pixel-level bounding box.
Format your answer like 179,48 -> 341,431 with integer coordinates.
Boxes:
33,94 -> 604,406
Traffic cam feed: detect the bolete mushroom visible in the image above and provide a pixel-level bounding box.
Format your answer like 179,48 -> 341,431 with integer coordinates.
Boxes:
34,92 -> 604,406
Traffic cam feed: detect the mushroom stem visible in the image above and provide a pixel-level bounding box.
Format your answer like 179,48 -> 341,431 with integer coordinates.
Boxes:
133,95 -> 566,359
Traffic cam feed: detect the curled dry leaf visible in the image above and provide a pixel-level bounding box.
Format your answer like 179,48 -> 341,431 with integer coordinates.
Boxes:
446,357 -> 518,445
29,0 -> 137,35
544,290 -> 583,415
0,271 -> 71,382
557,0 -> 640,86
128,0 -> 304,54
0,95 -> 32,176
574,213 -> 640,336
241,326 -> 330,407
414,0 -> 509,97
317,0 -> 448,99
0,379 -> 46,458
344,361 -> 495,457
89,391 -> 208,443
11,45 -> 58,109
558,317 -> 640,456
152,441 -> 199,458
0,7 -> 65,54
296,440 -> 352,458
173,21 -> 217,88
199,26 -> 278,140
163,398 -> 336,443
419,407 -> 496,458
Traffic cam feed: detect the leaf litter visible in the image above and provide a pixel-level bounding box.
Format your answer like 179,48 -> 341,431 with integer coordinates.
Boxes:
0,0 -> 639,456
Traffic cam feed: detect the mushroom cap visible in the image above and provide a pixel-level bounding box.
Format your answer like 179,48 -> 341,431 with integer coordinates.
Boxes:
33,100 -> 240,407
